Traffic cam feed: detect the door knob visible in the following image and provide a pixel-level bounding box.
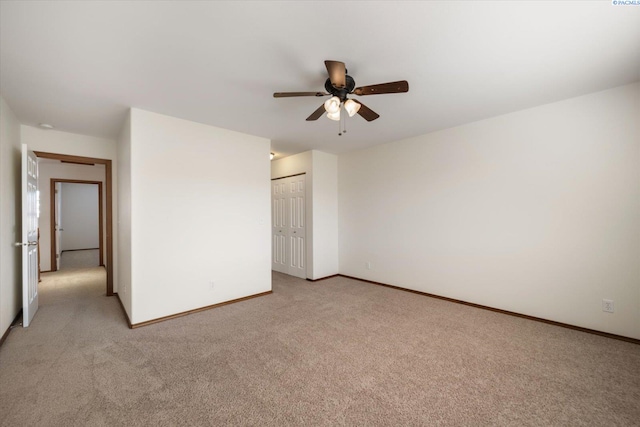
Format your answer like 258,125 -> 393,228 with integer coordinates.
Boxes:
14,242 -> 37,246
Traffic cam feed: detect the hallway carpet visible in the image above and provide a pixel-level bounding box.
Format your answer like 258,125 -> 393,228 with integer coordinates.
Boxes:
59,249 -> 100,270
1,269 -> 639,426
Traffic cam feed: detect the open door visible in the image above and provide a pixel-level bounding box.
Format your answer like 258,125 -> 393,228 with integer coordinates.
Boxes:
20,144 -> 39,327
54,182 -> 62,270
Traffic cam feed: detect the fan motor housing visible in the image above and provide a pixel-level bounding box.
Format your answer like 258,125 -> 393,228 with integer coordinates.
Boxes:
325,75 -> 356,101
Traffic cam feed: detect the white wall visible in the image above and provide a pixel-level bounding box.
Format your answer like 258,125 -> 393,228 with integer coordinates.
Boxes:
60,183 -> 99,251
21,126 -> 119,290
311,151 -> 338,279
0,95 -> 22,337
271,150 -> 339,279
117,111 -> 132,319
38,162 -> 105,270
339,82 -> 640,340
128,108 -> 271,324
21,126 -> 117,160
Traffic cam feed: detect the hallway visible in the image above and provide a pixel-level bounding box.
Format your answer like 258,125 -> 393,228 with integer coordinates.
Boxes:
59,249 -> 101,270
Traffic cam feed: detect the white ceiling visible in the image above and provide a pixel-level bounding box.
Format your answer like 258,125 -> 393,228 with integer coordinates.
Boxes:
1,1 -> 638,158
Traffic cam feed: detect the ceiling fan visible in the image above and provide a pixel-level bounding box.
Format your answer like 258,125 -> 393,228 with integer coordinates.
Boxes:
273,60 -> 409,125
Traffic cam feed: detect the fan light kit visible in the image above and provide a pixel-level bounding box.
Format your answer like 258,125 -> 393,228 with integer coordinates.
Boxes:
344,99 -> 361,117
323,97 -> 361,122
274,60 -> 409,135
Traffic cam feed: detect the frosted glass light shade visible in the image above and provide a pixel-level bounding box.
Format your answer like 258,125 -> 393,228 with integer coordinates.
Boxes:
327,110 -> 341,121
344,99 -> 361,117
324,96 -> 341,114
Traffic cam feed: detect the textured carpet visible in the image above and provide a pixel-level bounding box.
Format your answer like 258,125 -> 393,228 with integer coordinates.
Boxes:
60,249 -> 100,270
1,269 -> 639,426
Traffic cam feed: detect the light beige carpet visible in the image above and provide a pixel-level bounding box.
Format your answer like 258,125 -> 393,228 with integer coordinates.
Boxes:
59,249 -> 100,270
1,268 -> 639,426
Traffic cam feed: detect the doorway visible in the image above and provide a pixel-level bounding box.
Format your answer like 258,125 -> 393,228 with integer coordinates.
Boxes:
51,180 -> 103,271
272,173 -> 306,279
35,151 -> 114,296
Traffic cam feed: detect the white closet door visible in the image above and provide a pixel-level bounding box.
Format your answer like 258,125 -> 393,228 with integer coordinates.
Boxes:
286,175 -> 306,279
271,174 -> 306,279
271,179 -> 287,273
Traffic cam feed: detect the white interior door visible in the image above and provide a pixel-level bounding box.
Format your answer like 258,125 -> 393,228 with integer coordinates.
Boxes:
54,181 -> 62,270
21,144 -> 39,327
272,179 -> 287,274
271,174 -> 306,279
286,175 -> 306,279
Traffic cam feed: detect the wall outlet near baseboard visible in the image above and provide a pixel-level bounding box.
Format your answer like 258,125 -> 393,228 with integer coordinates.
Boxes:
209,281 -> 215,290
366,261 -> 372,270
602,299 -> 614,313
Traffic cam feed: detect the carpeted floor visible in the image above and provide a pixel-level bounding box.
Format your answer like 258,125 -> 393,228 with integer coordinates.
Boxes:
1,269 -> 639,426
59,249 -> 100,270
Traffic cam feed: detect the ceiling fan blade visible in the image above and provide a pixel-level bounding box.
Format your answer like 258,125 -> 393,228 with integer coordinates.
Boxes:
353,101 -> 380,122
306,104 -> 326,121
353,80 -> 409,96
325,60 -> 346,88
274,92 -> 328,98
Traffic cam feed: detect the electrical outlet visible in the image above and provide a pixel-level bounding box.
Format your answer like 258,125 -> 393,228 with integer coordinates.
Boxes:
602,299 -> 614,313
209,281 -> 215,290
366,261 -> 372,270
